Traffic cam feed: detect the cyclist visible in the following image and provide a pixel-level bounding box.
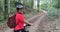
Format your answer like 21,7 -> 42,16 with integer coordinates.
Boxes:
14,3 -> 33,32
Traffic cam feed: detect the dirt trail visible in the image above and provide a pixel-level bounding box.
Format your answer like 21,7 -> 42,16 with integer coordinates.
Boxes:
29,15 -> 46,32
0,12 -> 46,32
43,18 -> 60,32
0,13 -> 41,32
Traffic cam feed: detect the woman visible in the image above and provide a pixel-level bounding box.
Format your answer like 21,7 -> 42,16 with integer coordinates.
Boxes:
14,3 -> 33,32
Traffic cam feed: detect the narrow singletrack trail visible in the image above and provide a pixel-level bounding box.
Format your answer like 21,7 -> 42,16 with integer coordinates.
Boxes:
0,12 -> 46,32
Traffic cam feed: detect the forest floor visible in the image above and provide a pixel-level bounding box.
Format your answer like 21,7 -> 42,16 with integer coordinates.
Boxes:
0,12 -> 41,32
43,18 -> 60,32
0,12 -> 60,32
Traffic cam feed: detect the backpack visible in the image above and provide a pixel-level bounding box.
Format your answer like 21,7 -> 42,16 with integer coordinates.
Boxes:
7,14 -> 16,28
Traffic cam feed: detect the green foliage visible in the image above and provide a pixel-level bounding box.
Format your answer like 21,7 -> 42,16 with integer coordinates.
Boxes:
40,0 -> 59,20
40,4 -> 48,11
47,7 -> 58,19
0,0 -> 60,22
52,0 -> 60,9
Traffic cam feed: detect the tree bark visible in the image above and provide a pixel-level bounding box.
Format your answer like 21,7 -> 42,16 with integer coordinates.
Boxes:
8,0 -> 10,13
31,0 -> 34,9
37,0 -> 40,12
4,0 -> 8,19
2,0 -> 5,12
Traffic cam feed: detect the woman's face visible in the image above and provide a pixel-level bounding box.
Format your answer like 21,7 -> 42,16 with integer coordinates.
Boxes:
18,9 -> 24,13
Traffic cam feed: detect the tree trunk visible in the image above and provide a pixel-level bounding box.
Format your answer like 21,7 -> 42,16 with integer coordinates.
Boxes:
37,0 -> 40,12
31,0 -> 34,9
8,0 -> 10,13
4,0 -> 8,19
2,0 -> 5,12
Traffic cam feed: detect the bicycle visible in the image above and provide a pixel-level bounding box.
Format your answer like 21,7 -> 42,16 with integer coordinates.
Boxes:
24,24 -> 31,32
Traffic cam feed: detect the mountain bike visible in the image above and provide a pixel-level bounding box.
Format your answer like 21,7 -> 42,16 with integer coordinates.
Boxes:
24,24 -> 31,32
